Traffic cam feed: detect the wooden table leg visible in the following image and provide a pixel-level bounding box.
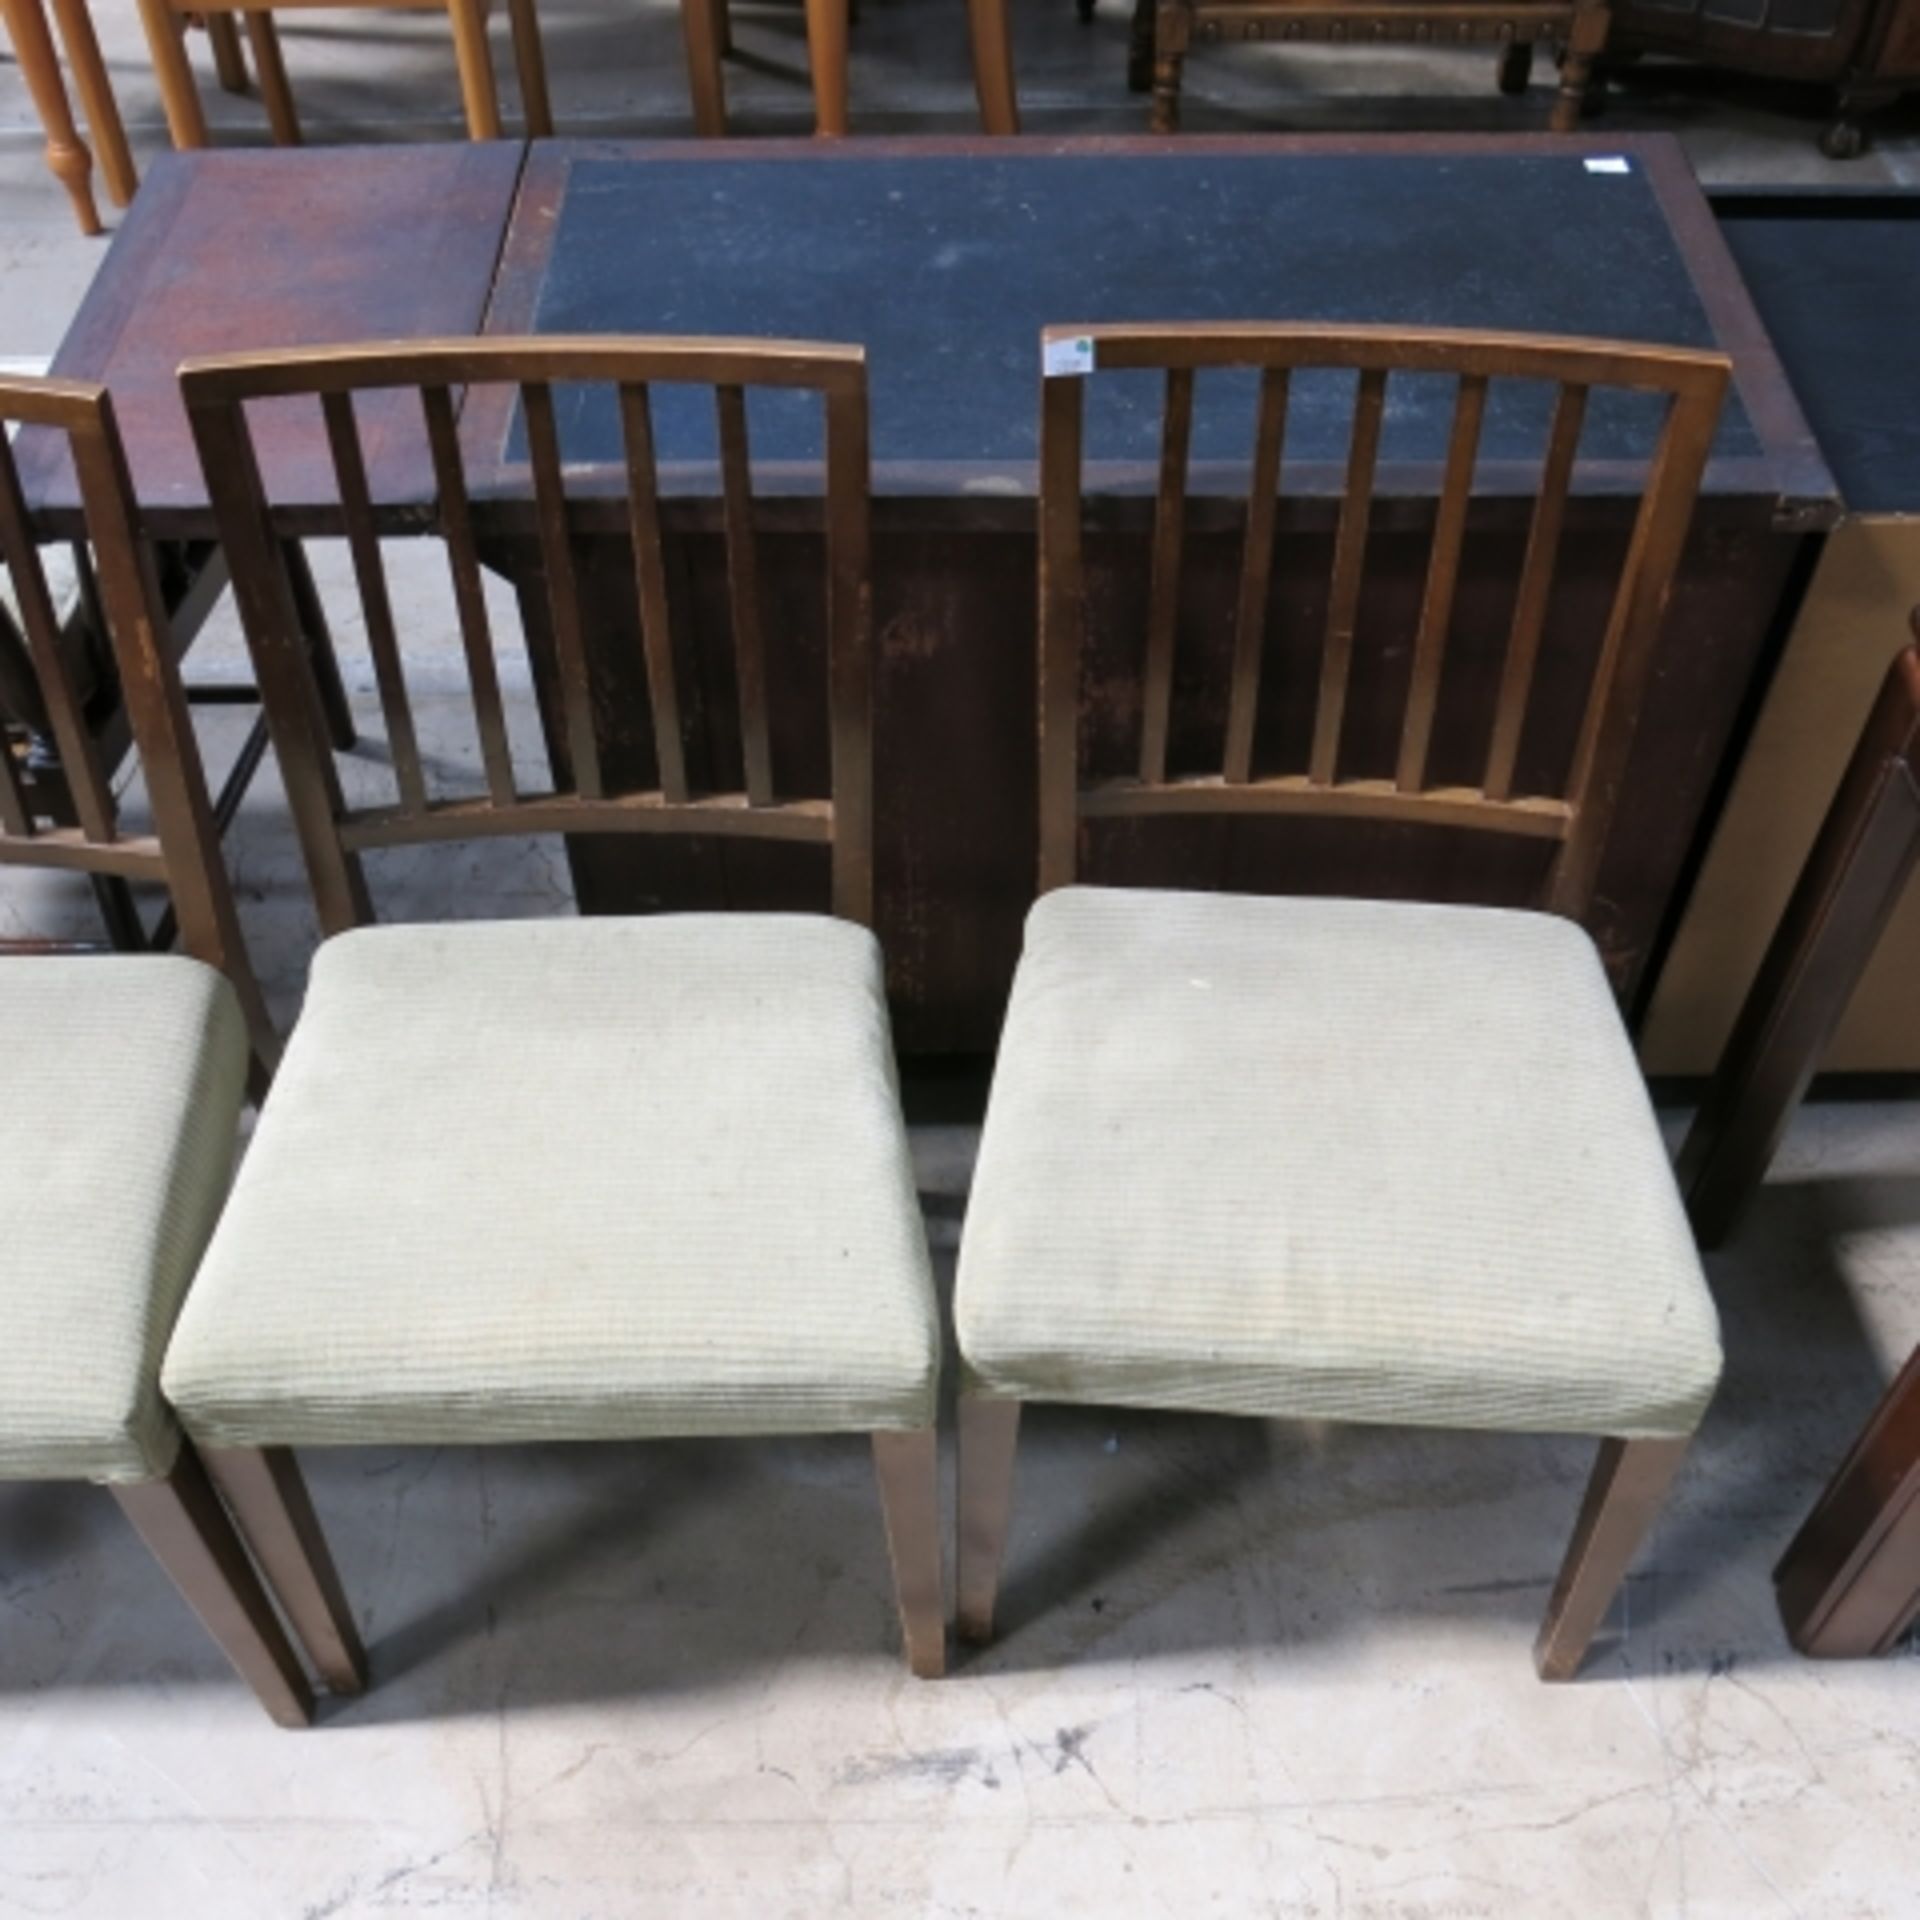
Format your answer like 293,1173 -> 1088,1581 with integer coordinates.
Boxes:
51,0 -> 135,207
682,0 -> 728,135
1552,1 -> 1610,133
966,0 -> 1018,134
1677,640 -> 1920,1247
1149,0 -> 1186,132
803,0 -> 848,135
1776,1344 -> 1920,1656
135,0 -> 210,148
3,0 -> 101,233
447,0 -> 502,138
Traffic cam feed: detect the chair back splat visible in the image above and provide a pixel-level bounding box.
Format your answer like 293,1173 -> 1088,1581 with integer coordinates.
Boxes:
181,336 -> 875,934
0,374 -> 277,1072
1037,323 -> 1730,922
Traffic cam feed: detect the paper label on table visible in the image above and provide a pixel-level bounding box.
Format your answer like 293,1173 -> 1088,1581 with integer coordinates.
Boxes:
1584,157 -> 1632,175
1044,336 -> 1096,378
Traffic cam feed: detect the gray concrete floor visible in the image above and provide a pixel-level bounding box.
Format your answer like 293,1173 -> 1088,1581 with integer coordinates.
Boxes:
3,7 -> 1920,1918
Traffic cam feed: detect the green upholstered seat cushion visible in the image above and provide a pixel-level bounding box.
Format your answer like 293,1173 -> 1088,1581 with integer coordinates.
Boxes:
0,956 -> 246,1483
162,916 -> 939,1448
956,888 -> 1722,1440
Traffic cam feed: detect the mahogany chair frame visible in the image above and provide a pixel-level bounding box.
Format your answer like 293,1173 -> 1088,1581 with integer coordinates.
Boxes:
1676,629 -> 1920,1660
135,0 -> 551,150
959,321 -> 1729,1679
178,336 -> 942,1680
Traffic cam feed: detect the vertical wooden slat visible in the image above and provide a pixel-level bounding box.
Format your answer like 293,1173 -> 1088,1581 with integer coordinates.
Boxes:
1038,371 -> 1087,893
0,428 -> 115,840
1396,372 -> 1487,794
1223,368 -> 1288,786
716,384 -> 773,808
421,383 -> 516,807
321,390 -> 426,815
1310,366 -> 1387,786
616,382 -> 689,804
1139,365 -> 1194,786
0,617 -> 31,835
1549,381 -> 1723,917
1484,382 -> 1588,802
521,380 -> 604,801
825,380 -> 874,928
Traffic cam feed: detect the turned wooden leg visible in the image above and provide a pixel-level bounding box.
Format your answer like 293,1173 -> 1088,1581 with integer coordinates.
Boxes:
956,1394 -> 1021,1644
1534,1436 -> 1689,1681
1551,3 -> 1609,132
206,10 -> 248,92
1150,0 -> 1186,133
966,0 -> 1018,134
447,0 -> 502,138
803,0 -> 849,136
1497,38 -> 1533,96
113,1445 -> 315,1727
242,11 -> 300,144
681,0 -> 728,136
135,0 -> 209,148
202,1446 -> 367,1695
872,1429 -> 945,1677
51,0 -> 135,207
4,0 -> 102,233
505,0 -> 550,135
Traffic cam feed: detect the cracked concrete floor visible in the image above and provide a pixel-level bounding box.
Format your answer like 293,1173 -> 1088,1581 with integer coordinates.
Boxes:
2,6 -> 1920,1915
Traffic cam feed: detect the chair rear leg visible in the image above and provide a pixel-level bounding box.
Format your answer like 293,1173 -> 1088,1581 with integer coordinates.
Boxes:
1535,1435 -> 1689,1680
956,1393 -> 1020,1645
112,1445 -> 313,1728
871,1429 -> 945,1677
203,1445 -> 368,1695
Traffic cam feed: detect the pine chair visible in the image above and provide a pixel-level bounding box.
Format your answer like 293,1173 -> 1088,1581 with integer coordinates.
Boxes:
955,322 -> 1730,1680
135,0 -> 551,148
161,336 -> 945,1686
0,376 -> 323,1726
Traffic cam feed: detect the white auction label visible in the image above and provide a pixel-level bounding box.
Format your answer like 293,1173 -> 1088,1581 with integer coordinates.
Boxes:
1043,335 -> 1096,377
1584,156 -> 1632,175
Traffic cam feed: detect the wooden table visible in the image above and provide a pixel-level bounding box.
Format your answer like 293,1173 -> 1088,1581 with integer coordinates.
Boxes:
20,134 -> 1836,1050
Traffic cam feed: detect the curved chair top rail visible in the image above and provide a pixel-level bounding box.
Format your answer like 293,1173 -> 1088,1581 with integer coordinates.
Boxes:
1037,320 -> 1733,922
181,335 -> 876,934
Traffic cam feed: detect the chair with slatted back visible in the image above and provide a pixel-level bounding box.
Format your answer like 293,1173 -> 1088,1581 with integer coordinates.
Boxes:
160,336 -> 945,1686
953,323 -> 1730,1680
0,375 -> 322,1726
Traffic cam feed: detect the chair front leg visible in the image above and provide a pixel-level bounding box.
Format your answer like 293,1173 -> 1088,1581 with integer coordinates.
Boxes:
112,1444 -> 314,1727
504,0 -> 550,134
202,1445 -> 368,1695
1534,1435 -> 1689,1680
446,0 -> 503,138
871,1429 -> 945,1677
135,0 -> 209,148
956,1393 -> 1020,1644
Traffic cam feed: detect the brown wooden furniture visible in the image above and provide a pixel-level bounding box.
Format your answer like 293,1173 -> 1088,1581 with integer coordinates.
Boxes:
165,334 -> 944,1682
0,372 -> 278,1078
1607,0 -> 1920,158
1674,636 -> 1920,1659
10,138 -> 1835,1051
135,0 -> 551,147
952,320 -> 1728,1682
1,0 -> 136,233
1144,0 -> 1612,132
684,0 -> 1019,134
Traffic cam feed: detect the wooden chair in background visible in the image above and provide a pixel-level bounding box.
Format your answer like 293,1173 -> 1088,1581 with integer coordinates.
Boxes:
158,336 -> 945,1688
1,0 -> 138,233
1676,627 -> 1920,1661
954,322 -> 1729,1679
134,0 -> 551,147
0,374 -> 331,1727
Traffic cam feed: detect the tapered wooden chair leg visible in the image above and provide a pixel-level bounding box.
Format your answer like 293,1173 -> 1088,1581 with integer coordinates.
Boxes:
803,0 -> 849,135
242,11 -> 301,145
113,1446 -> 314,1728
505,0 -> 551,135
52,0 -> 137,207
966,0 -> 1018,133
4,0 -> 101,234
135,0 -> 209,149
682,0 -> 729,136
207,11 -> 250,93
203,1446 -> 368,1696
956,1394 -> 1020,1645
872,1429 -> 945,1677
1534,1435 -> 1689,1681
447,0 -> 503,138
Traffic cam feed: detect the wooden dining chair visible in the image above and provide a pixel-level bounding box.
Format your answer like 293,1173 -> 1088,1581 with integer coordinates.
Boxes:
1676,628 -> 1920,1661
1,0 -> 138,234
135,0 -> 551,148
955,322 -> 1730,1679
161,336 -> 945,1687
0,377 -> 325,1727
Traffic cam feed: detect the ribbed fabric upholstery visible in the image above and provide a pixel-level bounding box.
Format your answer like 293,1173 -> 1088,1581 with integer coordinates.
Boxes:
162,917 -> 940,1447
956,888 -> 1722,1439
0,956 -> 247,1483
